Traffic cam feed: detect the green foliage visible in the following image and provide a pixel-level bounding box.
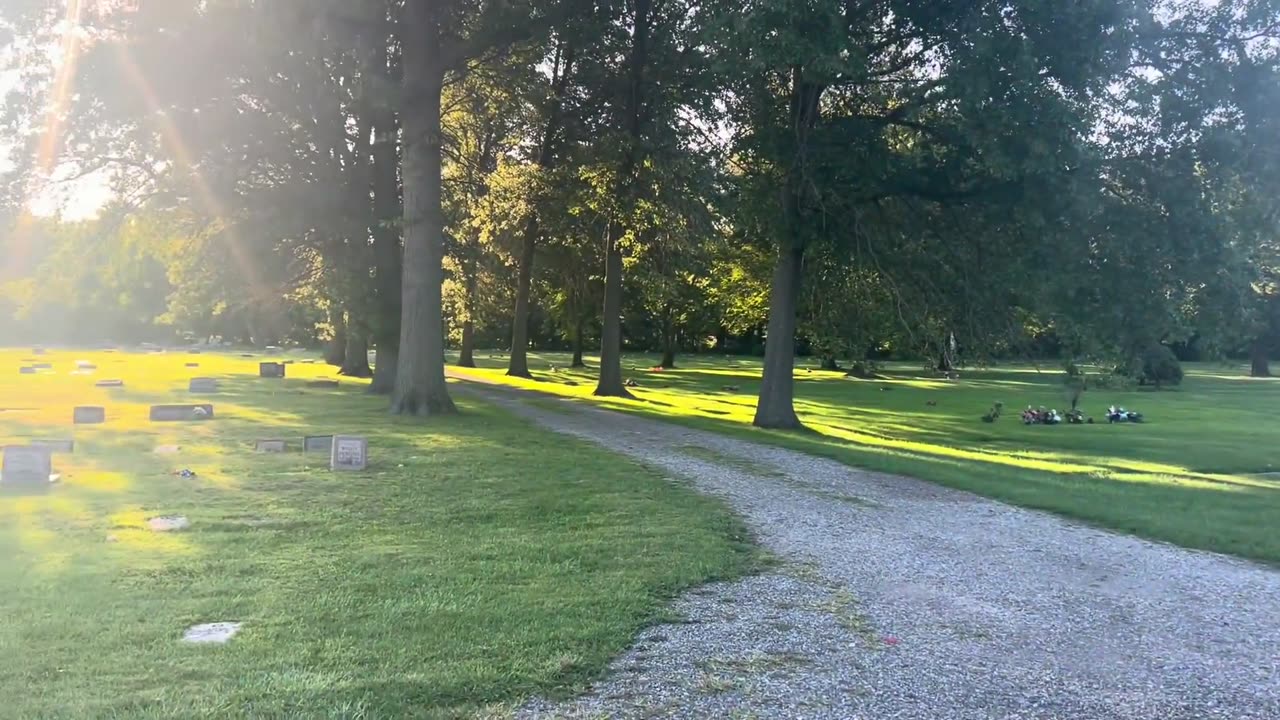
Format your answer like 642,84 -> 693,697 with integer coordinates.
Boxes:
1139,345 -> 1185,388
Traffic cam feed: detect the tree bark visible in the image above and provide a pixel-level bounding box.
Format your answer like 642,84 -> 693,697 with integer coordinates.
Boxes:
507,216 -> 537,378
369,109 -> 402,394
571,317 -> 586,367
341,322 -> 373,377
595,222 -> 632,397
753,67 -> 823,430
754,242 -> 805,429
326,308 -> 347,366
659,309 -> 677,369
390,0 -> 456,416
507,43 -> 575,379
820,355 -> 840,371
1251,337 -> 1272,378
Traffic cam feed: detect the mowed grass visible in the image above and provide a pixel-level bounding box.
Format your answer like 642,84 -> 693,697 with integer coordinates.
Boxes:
455,351 -> 1280,565
0,348 -> 757,719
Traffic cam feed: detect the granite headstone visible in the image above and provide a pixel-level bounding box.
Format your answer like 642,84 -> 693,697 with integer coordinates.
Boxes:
73,406 -> 106,424
330,435 -> 368,471
150,404 -> 214,422
1,446 -> 55,487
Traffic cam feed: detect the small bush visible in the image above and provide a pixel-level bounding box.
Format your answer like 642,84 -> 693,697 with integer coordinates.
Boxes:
1139,345 -> 1184,388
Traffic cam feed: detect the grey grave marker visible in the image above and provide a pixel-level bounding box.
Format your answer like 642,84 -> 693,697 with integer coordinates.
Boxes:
330,435 -> 368,471
73,406 -> 106,424
19,367 -> 35,375
150,404 -> 214,422
30,439 -> 74,454
1,445 -> 56,487
259,362 -> 286,378
255,439 -> 287,453
95,379 -> 125,388
304,435 -> 333,454
189,378 -> 219,393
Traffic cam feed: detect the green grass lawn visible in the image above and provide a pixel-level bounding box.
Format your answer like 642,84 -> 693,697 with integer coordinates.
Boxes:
0,349 -> 757,718
455,351 -> 1280,565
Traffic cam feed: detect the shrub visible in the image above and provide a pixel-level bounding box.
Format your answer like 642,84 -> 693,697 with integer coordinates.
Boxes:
1139,345 -> 1184,388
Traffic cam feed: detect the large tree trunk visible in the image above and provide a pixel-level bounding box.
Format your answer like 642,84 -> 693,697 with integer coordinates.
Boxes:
595,223 -> 632,397
754,242 -> 805,429
1251,337 -> 1272,378
369,108 -> 402,394
571,317 -> 586,368
326,308 -> 347,366
594,0 -> 650,398
507,217 -> 537,378
753,68 -> 823,430
341,322 -> 373,377
659,309 -> 676,369
390,0 -> 455,416
507,43 -> 575,379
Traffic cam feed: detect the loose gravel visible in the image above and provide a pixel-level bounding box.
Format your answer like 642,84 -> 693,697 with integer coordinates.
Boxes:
459,382 -> 1280,720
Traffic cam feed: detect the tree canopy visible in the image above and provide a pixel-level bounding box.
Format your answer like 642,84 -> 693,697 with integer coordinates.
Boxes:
2,0 -> 1277,422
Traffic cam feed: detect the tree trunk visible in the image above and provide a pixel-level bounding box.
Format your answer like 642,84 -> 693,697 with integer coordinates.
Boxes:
390,0 -> 455,416
1251,338 -> 1272,378
571,317 -> 586,368
659,312 -> 676,369
326,309 -> 347,366
507,216 -> 537,378
595,223 -> 632,397
459,321 -> 476,368
341,322 -> 373,377
754,242 -> 805,428
820,355 -> 840,371
368,105 -> 402,395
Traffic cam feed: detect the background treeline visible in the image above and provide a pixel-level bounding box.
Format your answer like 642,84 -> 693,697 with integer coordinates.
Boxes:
1,0 -> 1277,426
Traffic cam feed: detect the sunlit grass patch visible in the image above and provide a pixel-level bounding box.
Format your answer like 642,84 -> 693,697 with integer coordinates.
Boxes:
457,352 -> 1280,565
0,347 -> 758,717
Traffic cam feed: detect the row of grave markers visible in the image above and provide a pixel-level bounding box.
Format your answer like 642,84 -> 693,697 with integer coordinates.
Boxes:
4,356 -> 363,488
2,433 -> 369,488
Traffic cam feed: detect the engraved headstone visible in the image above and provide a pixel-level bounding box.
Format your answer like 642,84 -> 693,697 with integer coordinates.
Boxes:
189,378 -> 219,394
255,439 -> 287,453
304,435 -> 334,454
150,404 -> 214,422
259,362 -> 286,378
330,435 -> 368,471
95,379 -> 125,388
1,445 -> 55,487
73,406 -> 106,424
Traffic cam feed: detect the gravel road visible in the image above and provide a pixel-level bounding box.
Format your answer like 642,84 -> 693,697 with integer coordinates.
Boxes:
456,380 -> 1280,720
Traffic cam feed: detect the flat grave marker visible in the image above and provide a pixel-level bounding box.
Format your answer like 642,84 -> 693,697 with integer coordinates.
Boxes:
189,378 -> 219,394
183,622 -> 241,644
95,379 -> 125,388
185,362 -> 200,368
73,406 -> 106,424
330,435 -> 368,471
30,439 -> 74,454
259,362 -> 286,379
306,380 -> 340,389
1,446 -> 57,487
150,404 -> 214,422
304,435 -> 333,454
255,439 -> 287,453
148,515 -> 190,532
19,367 -> 35,375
